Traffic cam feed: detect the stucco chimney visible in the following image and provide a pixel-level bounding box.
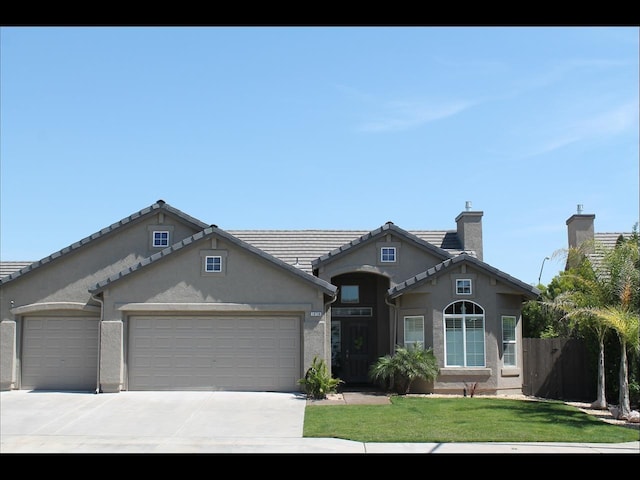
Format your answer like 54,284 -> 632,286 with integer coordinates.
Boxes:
455,203 -> 483,261
566,204 -> 595,252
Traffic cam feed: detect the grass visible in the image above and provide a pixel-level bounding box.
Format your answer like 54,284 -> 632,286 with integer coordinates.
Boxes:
303,396 -> 640,443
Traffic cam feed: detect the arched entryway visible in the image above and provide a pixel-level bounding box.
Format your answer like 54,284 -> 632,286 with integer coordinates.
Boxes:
330,272 -> 390,386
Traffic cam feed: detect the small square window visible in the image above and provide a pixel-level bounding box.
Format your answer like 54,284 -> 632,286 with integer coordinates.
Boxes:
341,285 -> 359,303
205,256 -> 222,272
381,247 -> 396,262
153,231 -> 169,247
456,279 -> 472,295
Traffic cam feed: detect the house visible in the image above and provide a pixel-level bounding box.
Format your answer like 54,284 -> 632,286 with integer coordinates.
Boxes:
565,204 -> 635,271
0,200 -> 539,395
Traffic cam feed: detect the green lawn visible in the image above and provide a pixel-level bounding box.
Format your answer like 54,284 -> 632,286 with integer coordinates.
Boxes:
303,396 -> 640,443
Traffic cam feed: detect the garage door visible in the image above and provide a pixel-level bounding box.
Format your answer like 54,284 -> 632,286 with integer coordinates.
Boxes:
22,316 -> 99,391
128,315 -> 301,391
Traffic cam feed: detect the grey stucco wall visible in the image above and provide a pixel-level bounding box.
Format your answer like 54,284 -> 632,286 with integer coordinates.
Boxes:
0,212 -> 204,391
96,233 -> 331,392
394,262 -> 527,395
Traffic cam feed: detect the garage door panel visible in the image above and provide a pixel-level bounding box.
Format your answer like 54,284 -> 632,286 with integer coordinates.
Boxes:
22,316 -> 99,391
128,315 -> 300,391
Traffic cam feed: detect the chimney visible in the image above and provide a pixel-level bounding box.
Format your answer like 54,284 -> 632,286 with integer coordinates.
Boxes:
566,204 -> 595,251
455,202 -> 484,261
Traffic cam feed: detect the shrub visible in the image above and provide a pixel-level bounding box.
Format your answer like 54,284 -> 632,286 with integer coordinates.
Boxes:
298,356 -> 343,399
369,344 -> 439,394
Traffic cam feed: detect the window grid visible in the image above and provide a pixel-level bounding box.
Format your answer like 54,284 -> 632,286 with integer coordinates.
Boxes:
380,247 -> 396,262
404,316 -> 424,348
153,231 -> 169,247
444,301 -> 485,367
205,255 -> 222,272
502,316 -> 517,367
456,279 -> 472,295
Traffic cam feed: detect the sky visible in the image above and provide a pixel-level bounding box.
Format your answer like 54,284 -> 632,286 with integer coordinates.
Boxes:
1,26 -> 638,287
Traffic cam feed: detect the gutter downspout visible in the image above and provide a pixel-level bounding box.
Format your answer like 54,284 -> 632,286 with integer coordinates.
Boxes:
91,292 -> 104,394
384,294 -> 397,353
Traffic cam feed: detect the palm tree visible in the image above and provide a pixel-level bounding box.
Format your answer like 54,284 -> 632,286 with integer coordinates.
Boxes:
593,231 -> 640,418
369,343 -> 439,394
545,245 -> 610,409
548,227 -> 639,416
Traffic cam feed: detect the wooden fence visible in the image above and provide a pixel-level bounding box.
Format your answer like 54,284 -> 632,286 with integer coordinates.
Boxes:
522,337 -> 596,401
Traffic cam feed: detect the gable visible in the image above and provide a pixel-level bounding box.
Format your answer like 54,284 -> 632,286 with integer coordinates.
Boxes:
0,200 -> 208,287
311,222 -> 453,273
388,253 -> 540,300
90,225 -> 336,299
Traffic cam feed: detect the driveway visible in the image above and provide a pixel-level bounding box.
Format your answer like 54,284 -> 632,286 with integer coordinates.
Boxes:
1,390 -> 322,453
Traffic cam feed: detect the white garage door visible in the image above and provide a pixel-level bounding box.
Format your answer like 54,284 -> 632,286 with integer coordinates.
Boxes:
22,316 -> 99,391
128,315 -> 301,391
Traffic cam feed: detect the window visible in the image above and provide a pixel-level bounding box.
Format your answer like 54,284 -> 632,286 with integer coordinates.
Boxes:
380,247 -> 396,262
341,285 -> 359,303
443,301 -> 485,367
502,316 -> 517,367
404,316 -> 424,348
456,279 -> 472,295
332,307 -> 372,317
153,231 -> 169,247
205,255 -> 222,272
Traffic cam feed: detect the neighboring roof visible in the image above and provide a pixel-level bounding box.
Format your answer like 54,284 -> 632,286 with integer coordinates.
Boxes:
0,261 -> 33,279
587,231 -> 635,273
90,225 -> 337,296
229,228 -> 462,275
310,222 -> 456,271
388,253 -> 540,300
0,200 -> 209,285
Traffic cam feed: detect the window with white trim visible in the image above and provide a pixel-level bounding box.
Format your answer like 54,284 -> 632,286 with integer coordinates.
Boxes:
404,316 -> 424,348
456,279 -> 472,295
502,316 -> 517,367
153,230 -> 169,247
380,247 -> 396,262
205,255 -> 222,272
443,301 -> 485,367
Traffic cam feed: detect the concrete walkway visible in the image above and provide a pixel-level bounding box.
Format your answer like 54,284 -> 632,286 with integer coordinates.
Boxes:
1,390 -> 638,454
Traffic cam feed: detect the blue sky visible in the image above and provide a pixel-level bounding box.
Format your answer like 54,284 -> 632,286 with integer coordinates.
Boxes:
1,26 -> 638,286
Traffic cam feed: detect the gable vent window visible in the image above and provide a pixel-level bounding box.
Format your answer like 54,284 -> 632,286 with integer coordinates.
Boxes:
205,256 -> 222,272
456,279 -> 472,295
153,231 -> 170,248
381,247 -> 396,262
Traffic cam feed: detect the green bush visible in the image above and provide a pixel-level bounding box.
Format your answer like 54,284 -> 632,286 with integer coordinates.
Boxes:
369,343 -> 439,394
298,356 -> 343,399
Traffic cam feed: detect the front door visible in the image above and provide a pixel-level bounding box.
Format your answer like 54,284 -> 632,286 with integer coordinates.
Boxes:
342,320 -> 372,383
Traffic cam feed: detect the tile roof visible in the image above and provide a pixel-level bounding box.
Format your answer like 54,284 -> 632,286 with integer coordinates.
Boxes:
1,227 -> 466,280
229,228 -> 462,274
587,232 -> 635,273
89,226 -> 337,296
0,261 -> 33,279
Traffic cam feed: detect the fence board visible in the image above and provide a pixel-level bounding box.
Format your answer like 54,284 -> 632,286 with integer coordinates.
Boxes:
523,338 -> 595,401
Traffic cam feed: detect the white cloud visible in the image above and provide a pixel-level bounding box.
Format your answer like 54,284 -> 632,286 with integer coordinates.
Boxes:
357,99 -> 476,133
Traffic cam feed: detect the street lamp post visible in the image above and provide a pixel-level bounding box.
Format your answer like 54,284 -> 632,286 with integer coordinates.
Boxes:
538,257 -> 550,285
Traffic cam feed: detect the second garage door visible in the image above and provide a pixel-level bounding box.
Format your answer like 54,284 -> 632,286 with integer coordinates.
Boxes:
128,315 -> 301,391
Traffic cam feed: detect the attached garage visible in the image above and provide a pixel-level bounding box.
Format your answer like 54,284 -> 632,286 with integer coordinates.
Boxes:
127,315 -> 301,392
21,315 -> 99,391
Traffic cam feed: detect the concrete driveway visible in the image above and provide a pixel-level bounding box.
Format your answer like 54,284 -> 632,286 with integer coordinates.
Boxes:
1,390 -> 326,453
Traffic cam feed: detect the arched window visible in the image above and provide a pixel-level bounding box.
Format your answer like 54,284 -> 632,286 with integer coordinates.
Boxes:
443,300 -> 485,367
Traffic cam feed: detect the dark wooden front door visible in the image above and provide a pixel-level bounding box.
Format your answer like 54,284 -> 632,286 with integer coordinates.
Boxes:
342,320 -> 372,383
